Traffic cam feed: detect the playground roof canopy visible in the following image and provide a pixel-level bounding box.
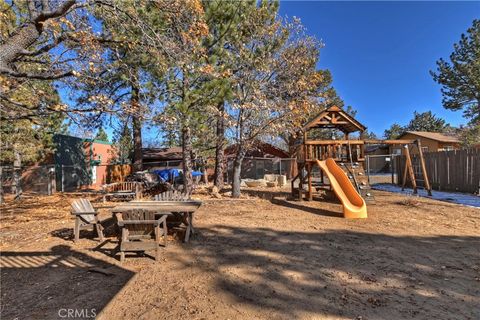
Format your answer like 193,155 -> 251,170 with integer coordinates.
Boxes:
302,105 -> 366,134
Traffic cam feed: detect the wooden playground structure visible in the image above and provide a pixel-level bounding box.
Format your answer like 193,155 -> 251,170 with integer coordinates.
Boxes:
291,106 -> 432,204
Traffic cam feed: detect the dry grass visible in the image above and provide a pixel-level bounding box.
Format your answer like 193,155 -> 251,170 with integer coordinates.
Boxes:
1,188 -> 479,320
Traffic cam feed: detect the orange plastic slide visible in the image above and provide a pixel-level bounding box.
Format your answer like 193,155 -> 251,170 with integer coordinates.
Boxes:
316,158 -> 367,219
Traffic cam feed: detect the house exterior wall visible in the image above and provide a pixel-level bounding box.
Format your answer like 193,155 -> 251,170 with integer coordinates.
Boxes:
54,135 -> 116,190
84,140 -> 116,188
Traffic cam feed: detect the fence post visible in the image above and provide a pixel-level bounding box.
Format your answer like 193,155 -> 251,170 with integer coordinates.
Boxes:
52,166 -> 57,193
366,155 -> 370,185
61,164 -> 64,192
47,167 -> 51,195
391,154 -> 395,184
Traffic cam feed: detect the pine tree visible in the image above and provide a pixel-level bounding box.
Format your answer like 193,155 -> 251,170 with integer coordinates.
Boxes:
383,123 -> 404,139
95,128 -> 109,142
405,111 -> 448,132
112,124 -> 134,164
431,19 -> 480,124
201,0 -> 253,189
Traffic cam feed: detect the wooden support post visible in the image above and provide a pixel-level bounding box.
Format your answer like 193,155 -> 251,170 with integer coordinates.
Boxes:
366,156 -> 370,184
403,145 -> 417,194
298,163 -> 303,201
416,139 -> 432,196
307,163 -> 313,201
402,157 -> 408,190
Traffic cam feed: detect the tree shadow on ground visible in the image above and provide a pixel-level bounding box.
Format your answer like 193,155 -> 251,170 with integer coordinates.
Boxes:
236,188 -> 291,200
270,198 -> 342,218
0,245 -> 135,319
173,226 -> 480,319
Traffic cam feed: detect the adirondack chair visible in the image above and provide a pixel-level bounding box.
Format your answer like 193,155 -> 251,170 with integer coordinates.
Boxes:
153,190 -> 191,201
71,199 -> 105,242
154,190 -> 197,242
115,209 -> 168,262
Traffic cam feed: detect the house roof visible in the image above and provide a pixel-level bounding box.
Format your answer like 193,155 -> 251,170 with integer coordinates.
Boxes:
399,131 -> 460,143
365,144 -> 389,153
142,147 -> 183,161
302,105 -> 367,133
54,134 -> 113,145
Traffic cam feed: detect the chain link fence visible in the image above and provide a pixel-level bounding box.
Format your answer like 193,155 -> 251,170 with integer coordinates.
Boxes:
365,154 -> 399,185
1,165 -> 56,196
226,157 -> 295,182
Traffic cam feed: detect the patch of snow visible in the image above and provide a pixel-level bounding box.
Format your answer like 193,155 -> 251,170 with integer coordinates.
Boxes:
372,183 -> 480,208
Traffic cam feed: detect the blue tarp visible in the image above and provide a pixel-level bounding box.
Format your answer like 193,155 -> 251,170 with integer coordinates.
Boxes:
153,169 -> 180,182
153,169 -> 202,182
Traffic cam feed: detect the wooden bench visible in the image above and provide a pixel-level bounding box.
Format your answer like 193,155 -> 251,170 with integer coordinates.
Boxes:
102,181 -> 142,202
71,199 -> 105,242
115,209 -> 168,262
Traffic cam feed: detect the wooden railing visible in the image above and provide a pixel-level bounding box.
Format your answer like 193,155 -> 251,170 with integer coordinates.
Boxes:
294,138 -> 415,163
303,140 -> 364,162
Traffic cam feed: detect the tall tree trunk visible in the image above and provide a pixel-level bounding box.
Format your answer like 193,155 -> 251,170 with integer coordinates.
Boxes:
182,125 -> 194,195
288,134 -> 299,179
0,166 -> 3,204
12,147 -> 22,200
231,145 -> 245,198
131,82 -> 143,172
214,102 -> 225,189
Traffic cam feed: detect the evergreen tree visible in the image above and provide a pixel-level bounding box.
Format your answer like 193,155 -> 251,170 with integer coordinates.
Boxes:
383,111 -> 450,139
72,1 -> 207,173
95,128 -> 109,142
112,124 -> 133,164
201,0 -> 251,189
458,124 -> 480,147
431,19 -> 480,124
361,130 -> 378,140
383,123 -> 404,139
405,111 -> 448,132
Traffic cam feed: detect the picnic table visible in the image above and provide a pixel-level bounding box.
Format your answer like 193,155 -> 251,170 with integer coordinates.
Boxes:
111,200 -> 202,242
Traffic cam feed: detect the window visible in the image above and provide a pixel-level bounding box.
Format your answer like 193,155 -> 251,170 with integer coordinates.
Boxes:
421,146 -> 428,153
443,145 -> 454,151
392,148 -> 402,155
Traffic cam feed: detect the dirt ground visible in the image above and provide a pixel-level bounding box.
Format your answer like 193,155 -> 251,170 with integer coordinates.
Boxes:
1,186 -> 479,320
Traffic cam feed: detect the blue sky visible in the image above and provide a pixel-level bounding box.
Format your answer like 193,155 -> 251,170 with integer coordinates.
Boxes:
279,1 -> 479,136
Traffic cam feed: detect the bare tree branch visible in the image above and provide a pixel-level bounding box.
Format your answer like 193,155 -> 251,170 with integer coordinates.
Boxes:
0,66 -> 73,80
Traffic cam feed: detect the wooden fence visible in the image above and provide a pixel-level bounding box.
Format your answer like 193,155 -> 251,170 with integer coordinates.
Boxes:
395,149 -> 480,194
